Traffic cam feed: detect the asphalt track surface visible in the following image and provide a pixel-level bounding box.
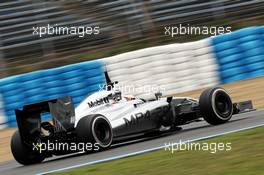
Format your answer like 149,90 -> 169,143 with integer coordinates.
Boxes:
0,110 -> 264,175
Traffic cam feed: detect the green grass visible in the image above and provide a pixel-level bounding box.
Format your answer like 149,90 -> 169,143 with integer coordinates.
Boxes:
52,126 -> 264,175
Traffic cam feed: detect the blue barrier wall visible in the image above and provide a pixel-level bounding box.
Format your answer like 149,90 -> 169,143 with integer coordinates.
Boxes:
0,60 -> 106,127
211,26 -> 264,83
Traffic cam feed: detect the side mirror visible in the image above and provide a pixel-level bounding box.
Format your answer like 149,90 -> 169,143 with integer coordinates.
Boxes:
155,92 -> 162,100
167,97 -> 172,103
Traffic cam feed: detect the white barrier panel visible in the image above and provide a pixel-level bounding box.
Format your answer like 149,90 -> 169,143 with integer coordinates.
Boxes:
103,39 -> 220,99
0,94 -> 7,129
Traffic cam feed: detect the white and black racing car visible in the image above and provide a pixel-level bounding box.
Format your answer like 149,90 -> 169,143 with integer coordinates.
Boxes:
10,81 -> 253,165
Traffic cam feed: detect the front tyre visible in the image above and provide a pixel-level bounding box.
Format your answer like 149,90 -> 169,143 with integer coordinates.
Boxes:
76,114 -> 113,150
199,87 -> 233,125
11,130 -> 45,165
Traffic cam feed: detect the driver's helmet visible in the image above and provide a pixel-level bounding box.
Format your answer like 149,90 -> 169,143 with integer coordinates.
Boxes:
108,90 -> 122,103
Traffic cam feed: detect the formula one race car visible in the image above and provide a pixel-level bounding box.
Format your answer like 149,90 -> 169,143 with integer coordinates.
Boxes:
10,82 -> 253,165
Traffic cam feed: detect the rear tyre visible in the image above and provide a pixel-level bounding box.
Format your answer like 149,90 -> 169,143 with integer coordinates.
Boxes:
199,87 -> 233,125
11,130 -> 45,165
76,114 -> 113,150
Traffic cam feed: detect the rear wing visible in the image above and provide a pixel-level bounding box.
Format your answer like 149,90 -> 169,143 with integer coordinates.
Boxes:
15,96 -> 75,143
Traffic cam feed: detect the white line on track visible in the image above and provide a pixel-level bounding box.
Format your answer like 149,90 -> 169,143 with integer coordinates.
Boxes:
37,123 -> 264,175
